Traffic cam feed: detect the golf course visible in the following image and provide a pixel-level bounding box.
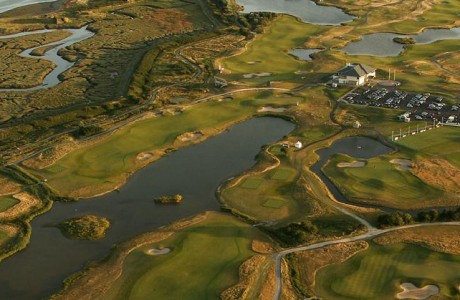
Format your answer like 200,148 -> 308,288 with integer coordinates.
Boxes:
0,0 -> 459,299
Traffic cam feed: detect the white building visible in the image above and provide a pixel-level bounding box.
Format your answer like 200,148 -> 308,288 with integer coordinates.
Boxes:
294,141 -> 303,149
332,63 -> 376,86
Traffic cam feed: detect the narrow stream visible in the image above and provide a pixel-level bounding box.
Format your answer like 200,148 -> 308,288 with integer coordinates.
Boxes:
0,26 -> 94,91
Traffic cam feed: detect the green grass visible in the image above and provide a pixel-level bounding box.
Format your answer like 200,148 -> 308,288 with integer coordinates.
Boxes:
240,177 -> 264,189
0,196 -> 19,212
262,198 -> 288,209
30,92 -> 303,197
220,15 -> 327,84
222,162 -> 308,223
101,212 -> 265,300
396,126 -> 460,168
270,168 -> 296,181
323,154 -> 442,209
315,242 -> 460,299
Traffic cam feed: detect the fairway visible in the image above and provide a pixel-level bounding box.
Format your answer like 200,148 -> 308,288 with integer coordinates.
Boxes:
397,126 -> 460,168
220,15 -> 326,82
101,213 -> 266,300
315,242 -> 460,299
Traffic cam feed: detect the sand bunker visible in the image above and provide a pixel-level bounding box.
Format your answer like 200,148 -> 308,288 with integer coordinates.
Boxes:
145,247 -> 171,256
177,131 -> 203,142
243,72 -> 271,78
137,152 -> 153,161
396,282 -> 439,299
337,161 -> 365,168
391,158 -> 412,171
258,106 -> 287,113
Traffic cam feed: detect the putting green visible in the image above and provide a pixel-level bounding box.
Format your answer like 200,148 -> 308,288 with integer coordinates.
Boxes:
316,242 -> 460,299
240,177 -> 264,189
270,168 -> 296,181
262,198 -> 288,209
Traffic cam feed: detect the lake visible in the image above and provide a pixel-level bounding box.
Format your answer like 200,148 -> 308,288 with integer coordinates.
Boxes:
343,28 -> 460,56
0,117 -> 295,299
235,0 -> 354,25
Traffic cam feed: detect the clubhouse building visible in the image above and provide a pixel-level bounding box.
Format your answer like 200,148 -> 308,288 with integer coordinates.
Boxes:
332,63 -> 376,86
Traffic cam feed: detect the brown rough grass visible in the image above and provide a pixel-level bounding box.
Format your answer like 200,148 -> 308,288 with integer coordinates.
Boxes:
0,192 -> 41,221
0,176 -> 21,196
221,255 -> 267,300
412,158 -> 460,194
291,241 -> 368,295
374,226 -> 460,254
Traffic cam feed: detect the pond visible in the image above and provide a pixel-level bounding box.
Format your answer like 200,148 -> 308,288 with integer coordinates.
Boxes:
0,26 -> 94,91
0,0 -> 59,14
311,136 -> 393,205
343,28 -> 460,56
235,0 -> 354,25
0,117 -> 295,300
289,48 -> 321,60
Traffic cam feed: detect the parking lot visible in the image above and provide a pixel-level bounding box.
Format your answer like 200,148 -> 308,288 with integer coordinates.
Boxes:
340,86 -> 460,124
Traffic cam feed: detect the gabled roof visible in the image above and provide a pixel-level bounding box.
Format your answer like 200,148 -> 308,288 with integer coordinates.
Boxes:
337,64 -> 376,77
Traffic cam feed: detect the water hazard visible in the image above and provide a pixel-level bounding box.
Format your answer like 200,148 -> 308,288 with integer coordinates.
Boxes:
0,117 -> 295,299
343,28 -> 460,56
311,136 -> 393,204
235,0 -> 354,25
0,0 -> 59,14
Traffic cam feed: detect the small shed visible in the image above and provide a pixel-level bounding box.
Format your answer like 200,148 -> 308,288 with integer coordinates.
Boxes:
353,121 -> 362,128
294,141 -> 303,149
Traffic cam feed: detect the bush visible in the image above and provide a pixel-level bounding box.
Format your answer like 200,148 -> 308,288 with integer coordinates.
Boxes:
57,215 -> 110,240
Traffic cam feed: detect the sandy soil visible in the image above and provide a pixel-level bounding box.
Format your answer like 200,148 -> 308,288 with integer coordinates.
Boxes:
243,72 -> 271,79
412,158 -> 460,193
390,158 -> 412,171
177,131 -> 204,142
337,161 -> 365,168
145,247 -> 171,256
257,106 -> 287,113
0,192 -> 41,221
136,152 -> 154,161
396,282 -> 439,299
